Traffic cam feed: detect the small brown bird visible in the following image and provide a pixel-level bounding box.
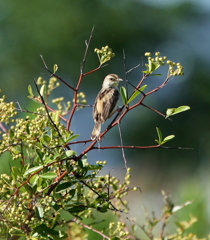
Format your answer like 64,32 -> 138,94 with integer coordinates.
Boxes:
91,74 -> 123,140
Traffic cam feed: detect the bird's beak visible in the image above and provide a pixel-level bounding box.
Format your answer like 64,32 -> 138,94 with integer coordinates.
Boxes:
118,78 -> 123,81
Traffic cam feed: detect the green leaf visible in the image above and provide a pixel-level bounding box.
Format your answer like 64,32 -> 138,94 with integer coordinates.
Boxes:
86,165 -> 103,170
40,85 -> 46,97
36,205 -> 44,218
148,60 -> 160,73
120,86 -> 127,105
9,227 -> 25,237
28,85 -> 34,97
65,134 -> 80,143
24,166 -> 43,175
52,111 -> 59,125
161,135 -> 175,145
53,64 -> 58,74
149,73 -> 162,76
40,134 -> 51,145
97,202 -> 109,213
40,172 -> 57,179
30,175 -> 39,186
142,70 -> 150,74
36,149 -> 44,161
56,182 -> 72,193
166,106 -> 190,118
32,224 -> 60,237
9,129 -> 14,138
111,237 -> 120,240
67,205 -> 87,213
69,189 -> 76,198
155,127 -> 162,144
127,85 -> 147,104
66,150 -> 76,157
11,166 -> 18,181
21,163 -> 30,174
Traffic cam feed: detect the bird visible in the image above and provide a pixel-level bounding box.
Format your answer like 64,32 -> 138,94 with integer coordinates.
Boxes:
91,74 -> 123,140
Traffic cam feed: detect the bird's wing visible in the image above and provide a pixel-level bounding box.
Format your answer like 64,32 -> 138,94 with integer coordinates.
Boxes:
93,88 -> 119,123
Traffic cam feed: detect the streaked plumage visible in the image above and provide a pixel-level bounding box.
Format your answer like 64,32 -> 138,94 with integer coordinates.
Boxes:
91,74 -> 123,140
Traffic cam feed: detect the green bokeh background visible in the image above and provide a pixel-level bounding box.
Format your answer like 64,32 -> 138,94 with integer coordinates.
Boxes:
1,0 -> 210,237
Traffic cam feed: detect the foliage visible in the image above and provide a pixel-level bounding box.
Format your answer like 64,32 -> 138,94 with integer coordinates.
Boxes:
0,31 -> 200,239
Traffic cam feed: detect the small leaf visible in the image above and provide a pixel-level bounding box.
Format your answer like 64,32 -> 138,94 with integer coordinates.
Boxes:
149,60 -> 160,72
127,85 -> 147,104
69,189 -> 76,198
145,60 -> 161,74
36,205 -> 44,218
11,166 -> 18,181
53,64 -> 58,74
161,135 -> 175,145
33,224 -> 60,236
30,175 -> 39,186
28,85 -> 34,97
40,172 -> 57,179
111,237 -> 120,240
9,129 -> 14,138
40,134 -> 51,145
97,202 -> 109,213
67,205 -> 87,213
52,111 -> 59,125
163,135 -> 175,142
66,150 -> 76,157
87,165 -> 103,170
40,85 -> 46,97
166,106 -> 190,118
120,86 -> 127,105
65,134 -> 80,143
24,166 -> 43,175
36,150 -> 44,161
56,182 -> 72,193
155,127 -> 162,144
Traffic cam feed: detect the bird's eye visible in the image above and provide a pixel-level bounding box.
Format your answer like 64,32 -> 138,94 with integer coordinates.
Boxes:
110,77 -> 114,80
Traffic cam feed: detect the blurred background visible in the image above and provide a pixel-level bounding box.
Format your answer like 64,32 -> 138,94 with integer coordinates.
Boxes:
1,0 -> 210,237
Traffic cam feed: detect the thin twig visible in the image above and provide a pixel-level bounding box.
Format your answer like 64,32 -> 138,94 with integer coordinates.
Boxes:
123,49 -> 129,107
141,103 -> 171,120
74,219 -> 111,240
34,81 -> 66,144
117,122 -> 128,169
2,156 -> 72,214
0,123 -> 7,132
16,101 -> 67,122
67,26 -> 95,130
126,63 -> 141,74
40,54 -> 76,91
80,25 -> 95,75
79,179 -> 122,212
93,145 -> 192,150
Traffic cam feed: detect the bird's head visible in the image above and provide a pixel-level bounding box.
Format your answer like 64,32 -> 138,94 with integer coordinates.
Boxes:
102,74 -> 123,88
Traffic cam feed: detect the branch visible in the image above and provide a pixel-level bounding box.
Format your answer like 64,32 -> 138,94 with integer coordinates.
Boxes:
73,219 -> 111,240
34,81 -> 67,146
67,26 -> 95,130
16,100 -> 67,122
117,122 -> 128,169
92,145 -> 192,150
80,25 -> 95,76
2,157 -> 73,213
40,54 -> 76,91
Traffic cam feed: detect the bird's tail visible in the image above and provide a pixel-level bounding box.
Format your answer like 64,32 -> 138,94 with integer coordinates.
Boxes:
91,122 -> 101,140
